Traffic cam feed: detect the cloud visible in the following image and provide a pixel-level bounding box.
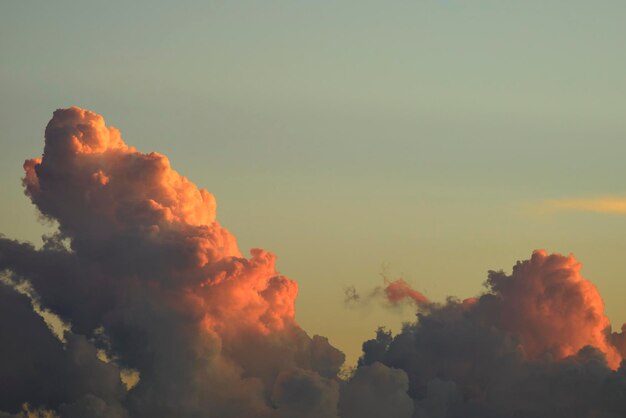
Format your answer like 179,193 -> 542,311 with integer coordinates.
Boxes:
486,250 -> 620,368
0,107 -> 344,417
357,250 -> 626,417
344,279 -> 429,310
338,362 -> 414,418
0,280 -> 127,416
3,107 -> 626,417
384,279 -> 430,308
538,196 -> 626,215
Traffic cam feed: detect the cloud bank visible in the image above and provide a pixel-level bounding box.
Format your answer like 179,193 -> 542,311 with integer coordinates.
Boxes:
2,108 -> 626,417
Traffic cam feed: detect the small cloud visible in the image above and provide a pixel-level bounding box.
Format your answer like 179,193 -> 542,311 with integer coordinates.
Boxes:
343,278 -> 429,311
343,286 -> 360,305
536,196 -> 626,215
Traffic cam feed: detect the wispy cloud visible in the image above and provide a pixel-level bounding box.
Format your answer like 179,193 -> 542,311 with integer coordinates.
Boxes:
537,196 -> 626,215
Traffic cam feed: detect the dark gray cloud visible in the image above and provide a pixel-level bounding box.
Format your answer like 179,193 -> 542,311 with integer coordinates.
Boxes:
339,362 -> 414,418
0,280 -> 126,417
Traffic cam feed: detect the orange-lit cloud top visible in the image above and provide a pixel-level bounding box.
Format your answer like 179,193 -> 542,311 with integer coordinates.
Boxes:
1,107 -> 345,417
23,107 -> 294,335
486,250 -> 621,369
24,107 -> 230,256
376,250 -> 623,369
359,253 -> 626,416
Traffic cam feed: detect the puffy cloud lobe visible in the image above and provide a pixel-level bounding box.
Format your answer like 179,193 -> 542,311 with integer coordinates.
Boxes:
486,250 -> 621,368
339,362 -> 414,418
24,108 -> 216,230
610,324 -> 626,358
271,369 -> 340,418
0,108 -> 345,417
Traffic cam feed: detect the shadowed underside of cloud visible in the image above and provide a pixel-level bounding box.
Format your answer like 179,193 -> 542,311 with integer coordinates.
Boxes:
2,108 -> 626,417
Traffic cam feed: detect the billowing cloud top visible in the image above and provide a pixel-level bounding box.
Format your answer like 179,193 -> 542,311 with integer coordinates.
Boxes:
486,250 -> 620,368
2,108 -> 626,418
1,107 -> 344,418
22,107 -> 299,336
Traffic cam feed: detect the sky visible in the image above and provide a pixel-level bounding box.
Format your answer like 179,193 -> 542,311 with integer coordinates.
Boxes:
3,0 -> 626,369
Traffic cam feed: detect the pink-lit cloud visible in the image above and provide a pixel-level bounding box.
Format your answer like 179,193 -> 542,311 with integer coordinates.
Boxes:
2,108 -> 626,417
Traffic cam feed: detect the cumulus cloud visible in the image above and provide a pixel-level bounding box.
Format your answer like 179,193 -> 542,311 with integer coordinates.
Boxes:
0,107 -> 344,418
486,250 -> 620,368
357,250 -> 626,417
3,108 -> 626,418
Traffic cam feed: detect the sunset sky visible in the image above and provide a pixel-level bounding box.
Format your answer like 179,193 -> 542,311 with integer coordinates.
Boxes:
3,0 -> 626,395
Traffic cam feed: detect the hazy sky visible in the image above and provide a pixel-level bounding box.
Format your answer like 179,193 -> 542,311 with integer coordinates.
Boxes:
3,1 -> 626,364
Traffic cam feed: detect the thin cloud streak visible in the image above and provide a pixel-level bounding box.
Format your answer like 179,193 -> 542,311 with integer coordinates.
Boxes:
537,196 -> 626,215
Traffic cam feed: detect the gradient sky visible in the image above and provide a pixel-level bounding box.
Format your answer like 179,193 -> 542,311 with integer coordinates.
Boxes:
3,1 -> 626,365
